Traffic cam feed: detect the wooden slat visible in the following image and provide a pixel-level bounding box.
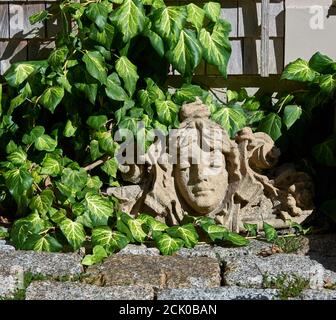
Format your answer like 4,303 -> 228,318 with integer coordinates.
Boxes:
0,3 -> 9,39
9,3 -> 45,39
261,0 -> 270,77
220,0 -> 238,37
0,40 -> 27,74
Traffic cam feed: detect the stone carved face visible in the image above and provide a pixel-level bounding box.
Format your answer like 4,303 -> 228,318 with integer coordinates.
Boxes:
175,146 -> 228,214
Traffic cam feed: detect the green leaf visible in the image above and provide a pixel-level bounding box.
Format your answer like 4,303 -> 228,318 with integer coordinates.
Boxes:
127,218 -> 147,243
243,223 -> 258,237
35,134 -> 57,152
257,113 -> 282,141
187,3 -> 204,33
48,47 -> 68,68
110,0 -> 145,41
39,86 -> 64,113
156,233 -> 184,255
115,56 -> 139,97
166,223 -> 199,248
92,226 -> 129,254
60,219 -> 86,250
10,220 -> 30,248
85,3 -> 109,30
319,74 -> 336,94
223,232 -> 249,246
22,126 -> 44,144
29,189 -> 54,216
84,193 -> 113,226
89,140 -> 103,161
202,224 -> 228,241
7,148 -> 27,166
4,61 -> 47,87
281,58 -> 317,82
4,167 -> 33,199
172,84 -> 205,104
40,155 -> 62,176
199,21 -> 232,78
48,208 -> 66,224
0,226 -> 8,240
61,168 -> 88,191
263,222 -> 278,242
87,175 -> 103,190
167,29 -> 202,77
29,10 -> 49,25
309,52 -> 336,74
283,105 -> 302,129
86,115 -> 108,131
82,245 -> 108,265
152,6 -> 187,40
82,51 -> 107,85
105,73 -> 129,101
203,2 -> 221,22
155,100 -> 179,126
212,106 -> 246,137
96,131 -> 115,154
312,137 -> 336,166
101,158 -> 118,178
24,234 -> 62,252
63,119 -> 77,137
143,30 -> 164,57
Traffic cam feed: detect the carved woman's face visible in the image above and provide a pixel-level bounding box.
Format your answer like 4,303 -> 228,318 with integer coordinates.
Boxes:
175,147 -> 228,214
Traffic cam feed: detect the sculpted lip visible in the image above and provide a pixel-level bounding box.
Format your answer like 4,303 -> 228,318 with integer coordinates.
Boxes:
192,185 -> 214,194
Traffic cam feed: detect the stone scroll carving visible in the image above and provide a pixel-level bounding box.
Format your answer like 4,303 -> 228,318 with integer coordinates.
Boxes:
108,99 -> 314,232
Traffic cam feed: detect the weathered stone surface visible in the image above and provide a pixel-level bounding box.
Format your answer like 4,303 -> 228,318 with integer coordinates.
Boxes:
224,254 -> 331,289
298,289 -> 336,300
0,241 -> 15,252
86,255 -> 221,289
158,287 -> 279,300
0,250 -> 83,277
0,272 -> 19,298
117,244 -> 160,256
25,281 -> 154,300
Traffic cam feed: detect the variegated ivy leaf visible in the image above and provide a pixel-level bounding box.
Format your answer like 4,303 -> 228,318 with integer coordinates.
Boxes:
203,2 -> 221,22
4,167 -> 33,200
82,51 -> 107,85
186,3 -> 204,33
29,189 -> 54,216
127,218 -> 147,243
92,226 -> 129,254
7,148 -> 27,166
155,100 -> 179,126
60,219 -> 86,250
166,223 -> 199,248
23,234 -> 62,252
115,56 -> 139,97
281,58 -> 317,82
156,233 -> 184,255
39,86 -> 64,113
83,193 -> 113,226
40,154 -> 62,177
257,113 -> 282,141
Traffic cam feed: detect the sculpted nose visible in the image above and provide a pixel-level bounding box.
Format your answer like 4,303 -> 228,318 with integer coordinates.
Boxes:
195,165 -> 208,181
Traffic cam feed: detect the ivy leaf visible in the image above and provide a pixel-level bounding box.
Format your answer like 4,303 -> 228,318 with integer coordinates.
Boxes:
167,29 -> 202,77
96,131 -> 115,154
166,224 -> 199,248
203,2 -> 221,22
309,52 -> 336,74
63,119 -> 77,137
82,245 -> 108,266
173,84 -> 206,104
60,219 -> 86,250
4,61 -> 47,87
115,56 -> 139,97
155,100 -> 179,126
92,226 -> 129,254
257,113 -> 282,141
156,233 -> 184,255
29,189 -> 54,216
283,105 -> 302,129
105,73 -> 129,101
263,222 -> 278,242
281,58 -> 317,82
86,115 -> 108,131
199,20 -> 232,78
223,232 -> 249,246
212,106 -> 246,137
143,30 -> 164,57
89,140 -> 103,161
39,86 -> 64,113
35,134 -> 57,152
7,148 -> 27,166
29,10 -> 49,25
48,47 -> 68,68
319,74 -> 336,94
187,3 -> 204,33
243,223 -> 258,237
23,234 -> 62,252
127,218 -> 147,243
61,168 -> 88,191
48,208 -> 66,224
202,224 -> 228,241
22,126 -> 44,144
312,137 -> 336,166
40,155 -> 62,176
152,6 -> 187,40
101,158 -> 118,178
84,193 -> 113,226
85,3 -> 109,30
82,51 -> 107,85
4,168 -> 33,199
110,0 -> 145,42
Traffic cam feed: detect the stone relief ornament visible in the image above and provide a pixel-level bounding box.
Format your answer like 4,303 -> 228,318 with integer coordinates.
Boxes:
108,99 -> 314,232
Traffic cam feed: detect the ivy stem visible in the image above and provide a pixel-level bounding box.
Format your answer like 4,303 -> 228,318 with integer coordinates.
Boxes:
83,155 -> 110,171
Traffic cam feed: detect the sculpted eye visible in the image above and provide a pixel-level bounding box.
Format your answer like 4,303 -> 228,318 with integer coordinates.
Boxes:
179,163 -> 190,170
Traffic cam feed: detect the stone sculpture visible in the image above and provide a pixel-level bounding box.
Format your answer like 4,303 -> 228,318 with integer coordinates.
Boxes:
108,99 -> 314,232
